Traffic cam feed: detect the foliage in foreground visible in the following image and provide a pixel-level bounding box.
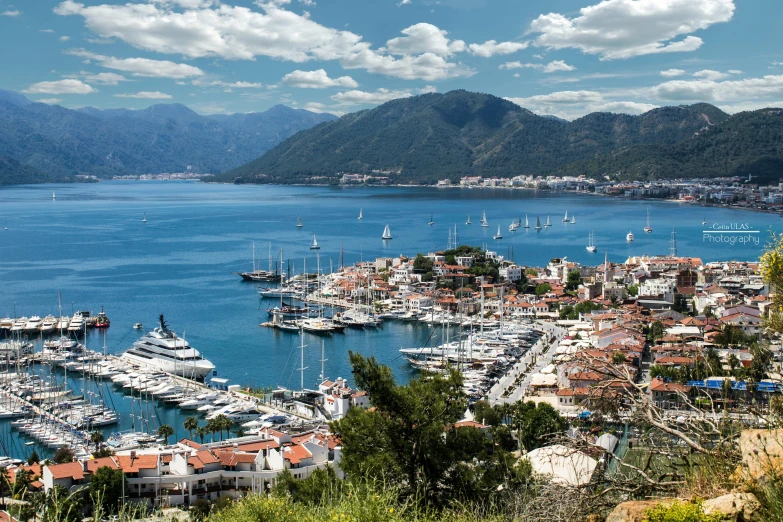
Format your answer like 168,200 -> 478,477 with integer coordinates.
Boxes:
644,501 -> 728,522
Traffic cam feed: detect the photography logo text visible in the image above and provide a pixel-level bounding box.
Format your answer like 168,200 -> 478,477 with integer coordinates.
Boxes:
702,222 -> 759,246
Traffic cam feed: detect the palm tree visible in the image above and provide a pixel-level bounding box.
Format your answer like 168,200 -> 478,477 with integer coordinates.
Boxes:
90,430 -> 105,451
214,414 -> 232,441
157,424 -> 174,445
195,426 -> 208,444
184,417 -> 199,441
206,419 -> 219,442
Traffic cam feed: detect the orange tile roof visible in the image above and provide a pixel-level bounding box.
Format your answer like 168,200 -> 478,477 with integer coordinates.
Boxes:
115,455 -> 158,473
47,462 -> 85,481
283,444 -> 311,465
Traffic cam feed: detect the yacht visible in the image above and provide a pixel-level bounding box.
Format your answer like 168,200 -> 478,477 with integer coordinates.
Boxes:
562,210 -> 569,222
40,315 -> 57,333
428,214 -> 435,226
586,231 -> 597,253
25,316 -> 42,333
358,209 -> 363,220
296,215 -> 303,228
626,231 -> 634,242
480,211 -> 489,227
120,315 -> 215,380
524,215 -> 529,229
534,217 -> 542,230
466,214 -> 471,225
493,226 -> 503,240
544,216 -> 551,227
310,235 -> 320,250
68,313 -> 85,332
56,316 -> 70,331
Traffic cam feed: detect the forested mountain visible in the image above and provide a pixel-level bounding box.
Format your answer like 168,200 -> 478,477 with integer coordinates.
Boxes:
222,90 -> 746,185
0,90 -> 336,183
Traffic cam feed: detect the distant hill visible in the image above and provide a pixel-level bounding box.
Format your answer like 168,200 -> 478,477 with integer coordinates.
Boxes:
0,154 -> 51,185
0,90 -> 337,184
222,90 -> 742,185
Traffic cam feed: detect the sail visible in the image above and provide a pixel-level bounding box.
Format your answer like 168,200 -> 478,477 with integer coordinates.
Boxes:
358,209 -> 363,220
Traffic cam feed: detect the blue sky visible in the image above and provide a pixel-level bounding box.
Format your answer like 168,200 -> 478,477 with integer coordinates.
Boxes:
1,0 -> 782,118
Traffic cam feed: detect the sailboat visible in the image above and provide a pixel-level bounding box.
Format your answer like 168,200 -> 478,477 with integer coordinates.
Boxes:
466,214 -> 471,225
3,219 -> 7,231
644,208 -> 652,233
524,215 -> 529,229
296,215 -> 303,228
493,226 -> 503,240
562,210 -> 569,222
358,209 -> 363,220
702,215 -> 707,225
534,216 -> 542,230
480,211 -> 489,227
142,212 -> 147,223
586,231 -> 597,252
382,224 -> 392,240
428,214 -> 435,226
544,216 -> 551,227
310,235 -> 320,250
52,192 -> 56,200
570,215 -> 576,224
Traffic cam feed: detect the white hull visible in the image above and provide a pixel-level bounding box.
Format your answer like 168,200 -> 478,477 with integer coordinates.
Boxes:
120,352 -> 214,380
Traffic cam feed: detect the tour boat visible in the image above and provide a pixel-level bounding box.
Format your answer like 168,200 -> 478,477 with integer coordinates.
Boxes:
644,208 -> 652,233
382,224 -> 392,240
626,231 -> 634,242
310,234 -> 320,250
586,231 -> 597,253
94,307 -> 110,329
493,226 -> 502,240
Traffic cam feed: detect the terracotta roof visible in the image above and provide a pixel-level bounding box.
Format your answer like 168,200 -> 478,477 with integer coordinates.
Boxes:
235,441 -> 280,453
283,444 -> 311,465
453,420 -> 489,429
196,450 -> 221,465
115,454 -> 158,473
649,378 -> 691,393
46,462 -> 85,481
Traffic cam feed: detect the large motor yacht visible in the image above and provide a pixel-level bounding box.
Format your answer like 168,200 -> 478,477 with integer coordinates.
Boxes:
120,315 -> 215,380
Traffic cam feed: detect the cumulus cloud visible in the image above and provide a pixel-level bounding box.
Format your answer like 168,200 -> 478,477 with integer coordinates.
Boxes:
506,90 -> 657,120
40,29 -> 55,33
67,49 -> 204,78
0,10 -> 20,16
36,98 -> 62,104
529,0 -> 735,60
331,85 -> 435,107
660,68 -> 686,77
693,69 -> 729,81
59,35 -> 71,42
114,91 -> 173,99
467,40 -> 528,57
499,60 -> 575,73
210,80 -> 263,88
84,72 -> 130,85
23,79 -> 95,94
282,69 -> 358,88
652,74 -> 783,102
55,2 -> 476,81
398,0 -> 411,5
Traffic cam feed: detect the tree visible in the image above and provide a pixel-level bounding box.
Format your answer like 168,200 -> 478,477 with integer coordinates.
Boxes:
206,419 -> 219,442
535,283 -> 552,296
413,254 -> 434,274
184,416 -> 199,441
515,274 -> 529,293
506,401 -> 567,453
761,231 -> 783,334
196,426 -> 208,444
89,431 -> 104,451
212,415 -> 232,441
89,466 -> 126,515
27,450 -> 39,466
648,320 -> 665,341
627,283 -> 639,297
158,424 -> 174,444
525,268 -> 538,276
612,352 -> 627,364
53,447 -> 74,464
190,498 -> 211,521
565,270 -> 582,292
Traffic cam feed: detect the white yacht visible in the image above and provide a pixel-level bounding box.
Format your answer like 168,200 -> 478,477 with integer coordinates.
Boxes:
586,231 -> 597,253
626,231 -> 634,242
68,313 -> 85,332
40,315 -> 57,333
382,224 -> 392,240
25,316 -> 42,333
120,315 -> 215,380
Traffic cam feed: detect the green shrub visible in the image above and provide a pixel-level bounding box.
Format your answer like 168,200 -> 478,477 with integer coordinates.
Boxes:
644,501 -> 728,522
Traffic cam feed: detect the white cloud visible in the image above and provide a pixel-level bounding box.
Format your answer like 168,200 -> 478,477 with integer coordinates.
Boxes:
506,90 -> 657,120
660,68 -> 686,77
210,80 -> 263,88
0,10 -> 20,16
282,69 -> 358,88
693,69 -> 729,81
499,60 -> 575,73
59,35 -> 71,42
467,40 -> 528,57
398,0 -> 411,5
23,79 -> 95,94
84,72 -> 130,85
36,98 -> 62,104
55,2 -> 473,81
114,91 -> 173,99
385,23 -> 465,57
529,0 -> 735,60
728,69 -> 742,75
40,29 -> 55,33
652,74 -> 783,102
66,49 -> 204,78
513,73 -> 520,78
331,88 -> 413,106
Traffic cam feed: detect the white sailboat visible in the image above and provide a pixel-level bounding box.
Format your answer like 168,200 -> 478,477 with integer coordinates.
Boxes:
544,216 -> 551,227
570,215 -> 576,224
534,216 -> 542,230
562,210 -> 569,222
524,215 -> 529,229
296,215 -> 303,228
310,234 -> 320,250
480,211 -> 489,227
428,214 -> 435,226
644,208 -> 652,233
586,231 -> 597,252
358,209 -> 363,220
702,215 -> 707,225
382,224 -> 392,240
493,226 -> 502,240
466,213 -> 471,225
52,192 -> 56,200
142,212 -> 147,223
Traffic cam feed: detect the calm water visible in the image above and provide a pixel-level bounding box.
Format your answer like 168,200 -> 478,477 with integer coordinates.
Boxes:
0,181 -> 776,457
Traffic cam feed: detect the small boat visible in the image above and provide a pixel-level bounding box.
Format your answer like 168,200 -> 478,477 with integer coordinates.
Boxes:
52,192 -> 56,200
701,215 -> 706,226
466,214 -> 471,225
3,220 -> 6,231
509,219 -> 519,232
296,215 -> 303,228
586,231 -> 597,253
428,214 -> 434,226
310,234 -> 320,250
493,226 -> 502,240
644,208 -> 652,233
142,212 -> 147,223
570,216 -> 575,224
358,209 -> 363,220
524,215 -> 529,229
133,323 -> 143,330
480,211 -> 489,227
94,306 -> 110,328
544,216 -> 551,227
562,210 -> 569,222
534,216 -> 542,230
626,231 -> 634,242
382,224 -> 392,240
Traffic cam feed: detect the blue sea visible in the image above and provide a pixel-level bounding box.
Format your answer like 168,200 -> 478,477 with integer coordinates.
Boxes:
0,181 -> 775,457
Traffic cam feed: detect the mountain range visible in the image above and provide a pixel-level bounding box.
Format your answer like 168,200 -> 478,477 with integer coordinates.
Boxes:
0,89 -> 336,185
222,90 -> 783,185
